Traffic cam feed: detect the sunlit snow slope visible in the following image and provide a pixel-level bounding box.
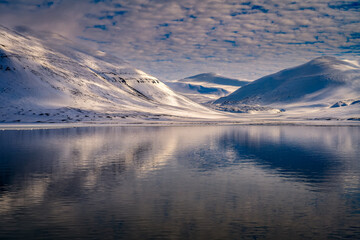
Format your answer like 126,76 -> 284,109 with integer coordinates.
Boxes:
0,26 -> 220,123
215,56 -> 360,109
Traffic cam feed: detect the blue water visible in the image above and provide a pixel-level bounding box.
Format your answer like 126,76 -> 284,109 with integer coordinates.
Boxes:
0,126 -> 359,239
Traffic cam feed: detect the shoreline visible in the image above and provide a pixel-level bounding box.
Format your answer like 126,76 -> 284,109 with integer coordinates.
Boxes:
1,119 -> 360,130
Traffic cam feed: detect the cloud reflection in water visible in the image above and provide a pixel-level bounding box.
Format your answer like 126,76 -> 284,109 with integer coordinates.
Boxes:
0,126 -> 359,239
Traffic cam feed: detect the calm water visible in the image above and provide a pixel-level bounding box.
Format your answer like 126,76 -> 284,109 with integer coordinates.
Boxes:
0,125 -> 359,239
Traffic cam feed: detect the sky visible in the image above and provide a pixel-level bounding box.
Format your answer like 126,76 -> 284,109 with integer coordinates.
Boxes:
0,0 -> 359,81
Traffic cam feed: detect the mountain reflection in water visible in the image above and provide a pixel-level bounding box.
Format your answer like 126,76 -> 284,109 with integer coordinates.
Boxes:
0,126 -> 359,239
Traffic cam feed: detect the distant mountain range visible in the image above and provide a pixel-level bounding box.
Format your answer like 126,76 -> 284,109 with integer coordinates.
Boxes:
165,73 -> 249,103
0,25 -> 220,123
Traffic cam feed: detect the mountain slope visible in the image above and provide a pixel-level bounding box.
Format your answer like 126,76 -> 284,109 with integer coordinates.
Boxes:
0,26 -> 221,123
165,73 -> 249,103
215,56 -> 360,108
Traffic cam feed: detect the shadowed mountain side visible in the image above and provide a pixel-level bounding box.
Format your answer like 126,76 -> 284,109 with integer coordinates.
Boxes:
165,82 -> 230,95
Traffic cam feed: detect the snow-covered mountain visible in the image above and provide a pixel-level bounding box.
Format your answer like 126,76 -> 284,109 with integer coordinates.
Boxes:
214,56 -> 360,112
0,25 -> 222,123
1,25 -> 358,124
165,73 -> 249,103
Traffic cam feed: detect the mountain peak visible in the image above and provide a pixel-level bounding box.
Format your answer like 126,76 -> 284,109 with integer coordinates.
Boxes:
186,72 -> 218,79
215,56 -> 360,106
306,56 -> 359,70
180,72 -> 249,87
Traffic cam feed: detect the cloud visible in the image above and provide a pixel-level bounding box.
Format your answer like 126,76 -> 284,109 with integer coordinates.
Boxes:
0,0 -> 359,80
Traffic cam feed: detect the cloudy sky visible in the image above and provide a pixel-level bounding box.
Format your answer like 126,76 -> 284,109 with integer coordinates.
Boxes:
0,0 -> 359,80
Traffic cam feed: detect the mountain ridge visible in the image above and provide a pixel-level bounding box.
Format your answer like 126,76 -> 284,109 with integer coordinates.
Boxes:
180,72 -> 249,86
0,25 -> 220,123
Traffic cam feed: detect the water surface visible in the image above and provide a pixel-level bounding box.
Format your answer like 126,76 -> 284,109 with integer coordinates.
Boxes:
0,126 -> 359,239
